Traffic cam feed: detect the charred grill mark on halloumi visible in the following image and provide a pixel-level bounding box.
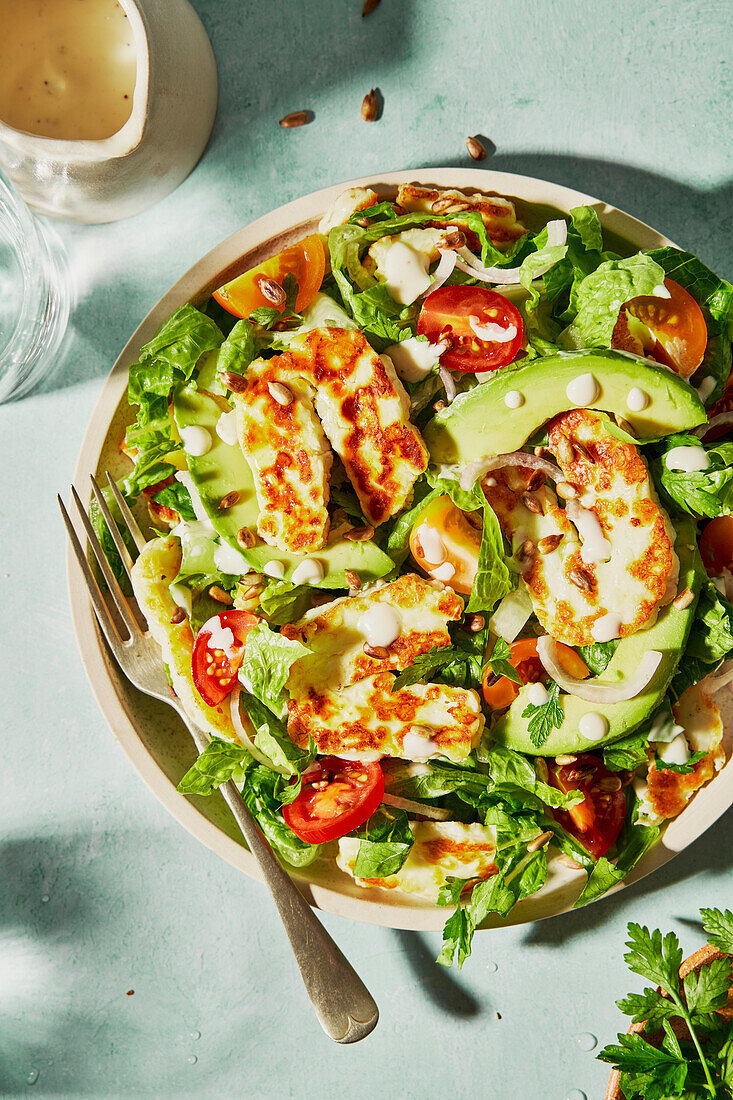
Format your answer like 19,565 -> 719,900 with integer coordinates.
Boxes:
233,328 -> 428,551
483,410 -> 678,646
283,574 -> 483,761
337,821 -> 497,900
395,184 -> 526,249
233,367 -> 332,553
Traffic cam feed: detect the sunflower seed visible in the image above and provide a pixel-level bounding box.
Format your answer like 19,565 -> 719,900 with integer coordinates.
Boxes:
521,492 -> 544,515
279,111 -> 310,129
345,569 -> 362,591
569,566 -> 594,592
554,437 -> 574,466
220,371 -> 248,393
218,490 -> 240,510
597,776 -> 622,793
268,381 -> 293,406
464,613 -> 485,632
573,441 -> 594,463
344,525 -> 375,542
555,754 -> 576,765
208,585 -> 233,605
534,757 -> 549,783
527,830 -> 554,853
364,643 -> 389,659
440,229 -> 466,250
236,526 -> 256,548
516,538 -> 535,563
257,275 -> 287,306
466,136 -> 487,161
361,89 -> 379,122
433,399 -> 446,412
170,606 -> 187,624
673,587 -> 694,610
538,533 -> 564,554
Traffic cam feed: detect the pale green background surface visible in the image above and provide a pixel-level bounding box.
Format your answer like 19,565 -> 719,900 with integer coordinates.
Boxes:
2,1 -> 732,1097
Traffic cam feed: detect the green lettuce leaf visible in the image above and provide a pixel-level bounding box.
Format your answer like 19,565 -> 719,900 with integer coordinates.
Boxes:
237,621 -> 308,716
238,691 -> 312,777
560,253 -> 667,349
574,818 -> 661,908
216,318 -> 257,381
351,807 -> 414,878
257,580 -> 312,626
654,433 -> 733,519
176,737 -> 250,795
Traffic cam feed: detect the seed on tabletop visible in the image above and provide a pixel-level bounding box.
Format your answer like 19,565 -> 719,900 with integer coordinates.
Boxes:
279,111 -> 310,129
466,136 -> 487,161
361,89 -> 379,122
362,0 -> 381,15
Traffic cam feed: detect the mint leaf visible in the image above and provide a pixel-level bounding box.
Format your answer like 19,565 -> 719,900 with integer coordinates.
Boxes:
352,807 -> 414,878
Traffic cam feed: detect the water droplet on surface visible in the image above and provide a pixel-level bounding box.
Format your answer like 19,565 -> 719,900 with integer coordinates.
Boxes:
41,895 -> 49,904
187,1056 -> 197,1065
485,961 -> 498,972
575,1032 -> 597,1051
190,1030 -> 201,1040
27,1070 -> 39,1085
565,1091 -> 586,1100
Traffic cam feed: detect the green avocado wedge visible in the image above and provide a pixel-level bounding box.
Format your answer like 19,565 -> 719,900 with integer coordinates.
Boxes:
491,523 -> 704,756
171,384 -> 394,588
422,349 -> 706,464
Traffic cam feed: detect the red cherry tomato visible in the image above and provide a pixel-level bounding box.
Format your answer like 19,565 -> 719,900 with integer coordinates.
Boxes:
547,754 -> 626,859
283,758 -> 385,844
417,285 -> 524,373
611,277 -> 707,379
192,610 -> 259,707
700,516 -> 733,577
482,638 -> 589,711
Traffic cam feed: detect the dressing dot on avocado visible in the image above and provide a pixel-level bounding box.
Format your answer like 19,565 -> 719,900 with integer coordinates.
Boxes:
566,373 -> 600,407
263,560 -> 286,579
626,387 -> 649,412
291,558 -> 324,585
579,713 -> 609,741
527,682 -> 549,706
216,408 -> 238,446
179,424 -> 212,456
504,389 -> 525,409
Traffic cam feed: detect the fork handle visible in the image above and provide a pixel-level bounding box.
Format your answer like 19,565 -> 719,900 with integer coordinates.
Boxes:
183,724 -> 378,1043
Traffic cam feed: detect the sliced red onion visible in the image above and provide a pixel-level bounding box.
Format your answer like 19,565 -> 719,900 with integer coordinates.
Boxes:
420,247 -> 457,297
453,220 -> 568,285
382,793 -> 451,820
536,636 -> 662,703
229,688 -> 291,775
438,363 -> 457,404
459,451 -> 563,491
692,411 -> 733,439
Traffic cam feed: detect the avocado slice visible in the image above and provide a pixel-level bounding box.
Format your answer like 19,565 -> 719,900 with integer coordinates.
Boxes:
491,524 -> 704,756
423,349 -> 706,464
171,385 -> 394,588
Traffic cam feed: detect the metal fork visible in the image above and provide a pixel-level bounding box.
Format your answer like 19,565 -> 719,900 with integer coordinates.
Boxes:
59,473 -> 379,1044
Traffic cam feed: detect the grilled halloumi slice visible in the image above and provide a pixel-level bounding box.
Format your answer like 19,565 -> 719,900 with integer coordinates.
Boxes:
283,574 -> 483,761
318,186 -> 378,234
337,821 -> 497,900
233,327 -> 428,550
130,536 -> 238,742
483,409 -> 678,646
287,671 -> 484,762
282,573 -> 464,695
233,366 -> 332,553
395,184 -> 526,249
636,685 -> 726,823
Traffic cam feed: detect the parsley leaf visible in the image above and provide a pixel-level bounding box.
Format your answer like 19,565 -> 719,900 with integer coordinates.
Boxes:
521,680 -> 563,748
488,637 -> 522,684
391,644 -> 482,692
701,907 -> 733,955
654,749 -> 707,774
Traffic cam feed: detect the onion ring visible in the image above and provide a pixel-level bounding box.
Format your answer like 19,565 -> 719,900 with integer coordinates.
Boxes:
692,411 -> 733,440
453,220 -> 568,285
536,635 -> 662,703
459,451 -> 563,491
382,793 -> 451,820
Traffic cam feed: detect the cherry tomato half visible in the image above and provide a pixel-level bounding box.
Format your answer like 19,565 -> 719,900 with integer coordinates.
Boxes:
547,753 -> 626,859
700,516 -> 733,577
611,277 -> 707,379
482,637 -> 589,711
283,758 -> 385,844
417,285 -> 524,373
213,234 -> 326,319
409,494 -> 482,595
192,610 -> 259,707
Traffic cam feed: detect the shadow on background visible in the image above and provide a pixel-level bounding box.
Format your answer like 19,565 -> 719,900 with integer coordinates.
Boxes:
392,930 -> 482,1018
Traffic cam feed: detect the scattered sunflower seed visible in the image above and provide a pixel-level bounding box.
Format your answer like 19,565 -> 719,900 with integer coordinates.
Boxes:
268,381 -> 293,406
345,569 -> 362,591
538,533 -> 564,554
673,587 -> 694,610
464,613 -> 485,632
573,441 -> 594,463
344,525 -> 375,542
363,643 -> 389,659
466,136 -> 487,161
597,776 -> 622,793
170,607 -> 187,624
521,492 -> 543,515
361,89 -> 379,122
279,111 -> 310,129
218,490 -> 240,510
236,526 -> 256,548
569,566 -> 594,592
527,830 -> 554,853
555,754 -> 577,765
220,370 -> 248,393
208,585 -> 233,605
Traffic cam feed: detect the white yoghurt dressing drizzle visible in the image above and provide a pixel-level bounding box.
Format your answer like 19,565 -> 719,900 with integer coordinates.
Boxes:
173,471 -> 215,530
504,389 -> 525,409
383,242 -> 432,305
431,562 -> 456,582
665,445 -> 710,472
206,621 -> 239,660
214,541 -> 247,575
179,424 -> 212,457
626,387 -> 650,412
468,315 -> 517,343
579,712 -> 609,742
527,682 -> 549,706
262,560 -> 286,579
591,612 -> 623,642
655,733 -> 690,766
358,603 -> 402,648
291,558 -> 324,585
401,725 -> 437,760
415,522 -> 446,564
216,408 -> 239,446
568,502 -> 612,565
385,336 -> 447,382
566,373 -> 600,407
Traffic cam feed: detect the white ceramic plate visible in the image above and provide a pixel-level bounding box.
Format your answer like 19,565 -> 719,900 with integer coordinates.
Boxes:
69,169 -> 733,930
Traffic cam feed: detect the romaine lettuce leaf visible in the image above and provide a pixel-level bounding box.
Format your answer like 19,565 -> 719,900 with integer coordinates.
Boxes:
215,318 -> 256,381
237,621 -> 308,716
176,737 -> 250,795
653,433 -> 733,519
560,253 -> 667,349
351,807 -> 414,879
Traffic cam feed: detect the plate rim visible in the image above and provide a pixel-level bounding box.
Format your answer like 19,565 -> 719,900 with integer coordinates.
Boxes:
68,166 -> 733,932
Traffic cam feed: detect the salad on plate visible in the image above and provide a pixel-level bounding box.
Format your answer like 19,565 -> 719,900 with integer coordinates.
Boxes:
105,181 -> 733,966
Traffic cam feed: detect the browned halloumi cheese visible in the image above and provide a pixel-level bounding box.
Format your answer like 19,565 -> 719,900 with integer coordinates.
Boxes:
483,409 -> 678,646
233,327 -> 428,552
282,574 -> 483,761
395,184 -> 526,249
